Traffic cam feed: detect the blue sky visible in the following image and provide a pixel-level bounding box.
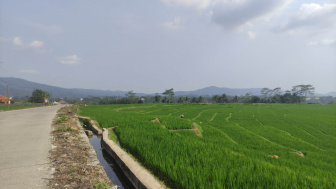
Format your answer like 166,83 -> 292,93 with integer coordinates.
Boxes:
0,0 -> 335,94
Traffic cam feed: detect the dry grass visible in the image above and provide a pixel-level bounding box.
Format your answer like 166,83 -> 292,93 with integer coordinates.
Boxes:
49,105 -> 114,188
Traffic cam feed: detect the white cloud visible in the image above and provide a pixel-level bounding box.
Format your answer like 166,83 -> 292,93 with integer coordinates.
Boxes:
161,0 -> 213,10
247,31 -> 256,39
13,37 -> 23,46
161,0 -> 292,31
29,40 -> 44,48
59,55 -> 81,65
307,39 -> 336,46
273,3 -> 336,33
11,37 -> 45,52
211,0 -> 291,30
297,3 -> 333,19
20,69 -> 39,74
163,17 -> 182,29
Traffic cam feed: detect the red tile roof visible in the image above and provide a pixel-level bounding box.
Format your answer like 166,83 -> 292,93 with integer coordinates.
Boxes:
0,95 -> 9,100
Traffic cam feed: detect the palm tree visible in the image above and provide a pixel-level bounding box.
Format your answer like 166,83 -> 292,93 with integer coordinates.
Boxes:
233,96 -> 239,103
212,95 -> 219,103
221,94 -> 228,103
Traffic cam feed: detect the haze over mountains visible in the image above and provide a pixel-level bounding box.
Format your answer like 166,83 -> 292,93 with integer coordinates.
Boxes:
0,77 -> 335,98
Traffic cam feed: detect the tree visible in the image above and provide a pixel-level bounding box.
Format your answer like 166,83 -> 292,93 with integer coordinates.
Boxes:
154,93 -> 161,103
273,87 -> 281,95
261,88 -> 271,103
28,89 -> 50,103
251,96 -> 261,103
197,96 -> 204,103
272,87 -> 282,103
138,98 -> 145,104
163,88 -> 175,103
242,93 -> 252,103
177,97 -> 184,103
221,94 -> 229,103
125,90 -> 136,98
280,91 -> 292,103
292,84 -> 315,103
232,96 -> 239,103
190,97 -> 198,103
212,95 -> 220,103
125,90 -> 138,104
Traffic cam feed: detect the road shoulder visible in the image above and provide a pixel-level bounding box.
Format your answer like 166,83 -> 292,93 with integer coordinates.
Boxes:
48,105 -> 114,188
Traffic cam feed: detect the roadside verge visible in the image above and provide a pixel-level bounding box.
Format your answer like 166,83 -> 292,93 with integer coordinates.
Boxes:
49,105 -> 114,188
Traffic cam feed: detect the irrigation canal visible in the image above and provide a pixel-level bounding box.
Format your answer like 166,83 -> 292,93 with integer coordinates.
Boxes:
88,132 -> 132,189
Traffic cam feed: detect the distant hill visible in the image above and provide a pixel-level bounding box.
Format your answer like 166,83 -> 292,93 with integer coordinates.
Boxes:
0,77 -> 128,98
326,91 -> 336,97
175,86 -> 262,96
0,77 -> 335,98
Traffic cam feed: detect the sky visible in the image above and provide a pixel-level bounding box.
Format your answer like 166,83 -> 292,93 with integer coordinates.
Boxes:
0,0 -> 335,94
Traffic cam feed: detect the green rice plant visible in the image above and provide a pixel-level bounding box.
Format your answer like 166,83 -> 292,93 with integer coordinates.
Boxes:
109,128 -> 118,143
157,115 -> 193,130
78,104 -> 336,188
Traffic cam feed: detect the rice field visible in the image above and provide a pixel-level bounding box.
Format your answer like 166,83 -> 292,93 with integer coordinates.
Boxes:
78,103 -> 336,188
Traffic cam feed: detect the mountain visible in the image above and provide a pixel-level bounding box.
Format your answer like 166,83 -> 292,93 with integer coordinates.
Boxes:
0,77 -> 129,98
175,86 -> 262,96
1,77 -> 335,98
325,91 -> 336,97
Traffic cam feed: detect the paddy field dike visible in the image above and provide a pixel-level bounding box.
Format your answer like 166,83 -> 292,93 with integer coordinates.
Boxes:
78,103 -> 336,188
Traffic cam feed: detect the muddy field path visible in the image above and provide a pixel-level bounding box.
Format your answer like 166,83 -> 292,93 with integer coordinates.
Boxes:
0,105 -> 64,189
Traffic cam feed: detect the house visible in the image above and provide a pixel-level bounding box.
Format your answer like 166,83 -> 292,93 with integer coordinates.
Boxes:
59,100 -> 67,104
0,95 -> 14,104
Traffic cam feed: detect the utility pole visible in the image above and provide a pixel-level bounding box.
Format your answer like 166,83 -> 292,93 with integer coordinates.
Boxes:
33,89 -> 35,106
52,88 -> 54,105
7,85 -> 9,110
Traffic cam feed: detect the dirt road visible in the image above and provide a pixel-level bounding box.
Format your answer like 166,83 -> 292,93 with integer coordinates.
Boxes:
0,105 -> 63,189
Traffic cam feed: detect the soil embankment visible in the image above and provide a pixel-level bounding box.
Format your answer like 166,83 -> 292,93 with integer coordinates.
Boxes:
49,105 -> 114,188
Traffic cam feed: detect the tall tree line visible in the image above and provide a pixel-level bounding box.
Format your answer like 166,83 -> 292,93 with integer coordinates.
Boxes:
52,84 -> 335,105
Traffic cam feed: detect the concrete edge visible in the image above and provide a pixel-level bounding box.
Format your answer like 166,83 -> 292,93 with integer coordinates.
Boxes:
77,116 -> 166,189
75,118 -> 116,188
76,119 -> 100,166
77,116 -> 102,135
101,128 -> 166,189
90,120 -> 102,135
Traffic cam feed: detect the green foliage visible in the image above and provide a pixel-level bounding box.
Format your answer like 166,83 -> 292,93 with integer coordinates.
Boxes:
94,180 -> 111,189
53,126 -> 78,133
154,93 -> 161,103
78,103 -> 336,188
0,106 -> 34,111
109,128 -> 118,143
56,115 -> 69,124
80,118 -> 91,129
158,116 -> 193,130
28,89 -> 50,103
162,88 -> 174,103
197,96 -> 204,103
